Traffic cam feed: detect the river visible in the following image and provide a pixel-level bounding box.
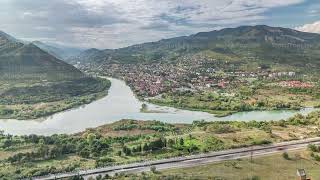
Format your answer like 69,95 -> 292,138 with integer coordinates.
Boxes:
0,78 -> 316,135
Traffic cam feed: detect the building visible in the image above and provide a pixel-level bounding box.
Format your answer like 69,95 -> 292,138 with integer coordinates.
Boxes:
296,169 -> 311,180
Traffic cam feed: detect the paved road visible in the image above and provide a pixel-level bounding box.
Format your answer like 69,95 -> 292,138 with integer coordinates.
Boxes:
34,137 -> 320,180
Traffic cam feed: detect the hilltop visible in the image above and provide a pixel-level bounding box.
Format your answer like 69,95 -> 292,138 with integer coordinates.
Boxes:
0,32 -> 84,81
77,25 -> 320,72
0,31 -> 111,119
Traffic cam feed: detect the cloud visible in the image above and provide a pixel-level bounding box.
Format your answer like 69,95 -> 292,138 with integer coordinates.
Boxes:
0,0 -> 307,49
296,21 -> 320,33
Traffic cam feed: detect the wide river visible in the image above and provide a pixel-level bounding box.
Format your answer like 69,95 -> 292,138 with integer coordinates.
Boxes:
0,78 -> 316,135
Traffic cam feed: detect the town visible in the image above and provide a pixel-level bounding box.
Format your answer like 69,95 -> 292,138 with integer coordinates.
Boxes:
89,54 -> 312,99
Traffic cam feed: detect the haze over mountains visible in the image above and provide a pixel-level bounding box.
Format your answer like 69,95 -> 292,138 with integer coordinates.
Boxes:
32,41 -> 84,60
0,31 -> 83,82
71,25 -> 320,72
67,48 -> 114,65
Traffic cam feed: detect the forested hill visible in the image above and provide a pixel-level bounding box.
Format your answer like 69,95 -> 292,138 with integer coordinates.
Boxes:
77,25 -> 320,71
0,31 -> 111,119
0,31 -> 83,82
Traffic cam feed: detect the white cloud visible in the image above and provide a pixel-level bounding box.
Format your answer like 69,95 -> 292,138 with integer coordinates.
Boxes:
65,0 -> 305,48
296,21 -> 320,33
0,0 -> 307,48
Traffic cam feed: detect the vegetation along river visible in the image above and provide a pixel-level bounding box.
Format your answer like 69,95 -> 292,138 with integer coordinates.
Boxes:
0,78 -> 316,135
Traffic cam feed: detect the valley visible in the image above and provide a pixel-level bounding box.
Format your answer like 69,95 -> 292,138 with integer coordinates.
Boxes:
2,0 -> 320,179
78,26 -> 320,117
0,25 -> 320,179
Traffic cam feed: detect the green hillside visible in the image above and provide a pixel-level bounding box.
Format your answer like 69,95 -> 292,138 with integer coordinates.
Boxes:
0,34 -> 83,81
0,31 -> 110,119
79,25 -> 320,73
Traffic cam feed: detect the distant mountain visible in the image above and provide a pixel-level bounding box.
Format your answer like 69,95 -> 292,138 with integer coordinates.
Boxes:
0,31 -> 19,43
0,31 -> 83,81
83,25 -> 320,71
67,48 -> 114,64
32,41 -> 83,60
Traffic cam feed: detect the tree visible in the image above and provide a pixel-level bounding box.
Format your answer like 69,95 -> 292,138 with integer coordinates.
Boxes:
2,139 -> 12,148
69,175 -> 84,180
116,150 -> 122,157
38,144 -> 49,159
149,138 -> 165,151
122,146 -> 132,156
96,175 -> 102,180
49,146 -> 62,158
86,133 -> 97,145
137,144 -> 142,152
179,138 -> 184,146
79,148 -> 90,158
282,152 -> 290,160
140,103 -> 148,112
167,139 -> 175,148
143,143 -> 149,152
308,144 -> 319,152
150,166 -> 157,174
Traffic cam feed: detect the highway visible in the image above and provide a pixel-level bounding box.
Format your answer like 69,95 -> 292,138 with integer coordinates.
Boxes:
34,137 -> 320,180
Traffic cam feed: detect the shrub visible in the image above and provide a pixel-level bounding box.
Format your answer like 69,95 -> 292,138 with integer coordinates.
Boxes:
150,166 -> 157,174
308,144 -> 320,152
282,152 -> 290,160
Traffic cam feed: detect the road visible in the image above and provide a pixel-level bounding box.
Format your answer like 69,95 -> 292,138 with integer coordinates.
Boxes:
34,137 -> 320,180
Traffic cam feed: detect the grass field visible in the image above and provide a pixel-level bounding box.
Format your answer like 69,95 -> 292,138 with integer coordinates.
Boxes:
115,149 -> 320,180
160,149 -> 320,180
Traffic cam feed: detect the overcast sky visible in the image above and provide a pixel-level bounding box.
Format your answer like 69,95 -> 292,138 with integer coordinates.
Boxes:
0,0 -> 319,49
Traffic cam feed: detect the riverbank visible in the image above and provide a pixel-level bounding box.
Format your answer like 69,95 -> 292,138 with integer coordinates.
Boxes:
0,110 -> 319,179
146,99 -> 237,117
0,78 -> 111,120
147,89 -> 320,117
0,78 -> 317,136
147,97 -> 309,117
118,76 -> 319,117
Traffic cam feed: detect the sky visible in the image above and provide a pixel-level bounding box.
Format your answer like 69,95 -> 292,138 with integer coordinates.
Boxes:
0,0 -> 319,49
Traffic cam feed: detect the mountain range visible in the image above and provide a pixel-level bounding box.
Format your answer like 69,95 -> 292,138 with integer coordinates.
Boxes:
71,25 -> 320,72
2,25 -> 319,79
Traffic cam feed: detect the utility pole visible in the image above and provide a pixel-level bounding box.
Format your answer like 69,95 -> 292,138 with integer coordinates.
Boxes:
250,146 -> 253,163
250,146 -> 253,179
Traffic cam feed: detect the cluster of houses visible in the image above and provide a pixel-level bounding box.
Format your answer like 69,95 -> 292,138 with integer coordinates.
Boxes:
125,74 -> 167,96
99,54 -> 311,97
278,81 -> 314,88
268,71 -> 296,78
102,63 -> 181,96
